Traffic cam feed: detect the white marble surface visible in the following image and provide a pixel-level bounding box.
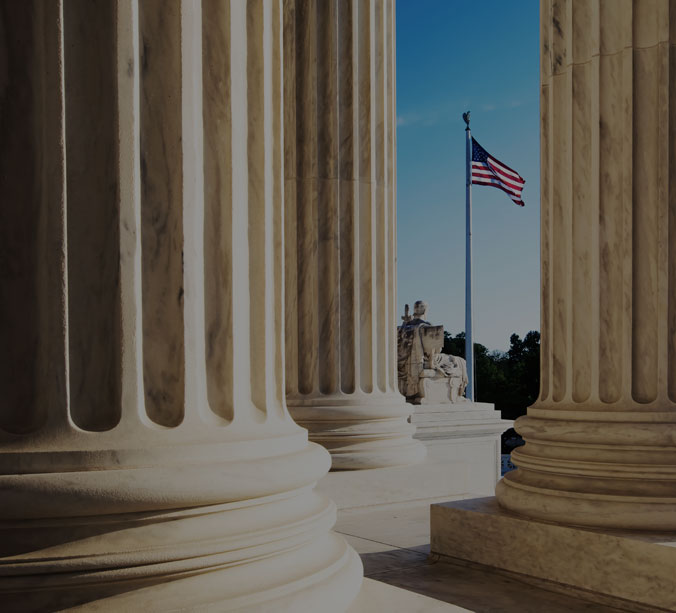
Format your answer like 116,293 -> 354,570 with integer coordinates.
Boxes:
348,578 -> 467,612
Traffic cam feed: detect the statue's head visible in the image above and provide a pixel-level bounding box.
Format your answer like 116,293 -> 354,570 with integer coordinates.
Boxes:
413,300 -> 428,318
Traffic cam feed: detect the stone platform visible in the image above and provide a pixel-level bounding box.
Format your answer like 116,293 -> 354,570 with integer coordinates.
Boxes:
411,401 -> 509,442
317,403 -> 510,509
431,497 -> 676,612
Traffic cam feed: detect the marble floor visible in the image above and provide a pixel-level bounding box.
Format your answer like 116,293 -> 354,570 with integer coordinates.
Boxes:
336,499 -> 631,612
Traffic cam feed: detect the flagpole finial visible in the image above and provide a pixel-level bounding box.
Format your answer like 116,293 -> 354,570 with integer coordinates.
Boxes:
462,111 -> 471,130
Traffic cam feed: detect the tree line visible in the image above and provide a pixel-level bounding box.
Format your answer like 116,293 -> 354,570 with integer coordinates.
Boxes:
443,330 -> 540,421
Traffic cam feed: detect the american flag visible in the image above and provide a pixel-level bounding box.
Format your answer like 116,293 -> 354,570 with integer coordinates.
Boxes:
471,138 -> 525,206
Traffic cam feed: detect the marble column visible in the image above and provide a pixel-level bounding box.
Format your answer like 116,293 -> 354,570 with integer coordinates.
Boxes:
0,1 -> 362,610
283,0 -> 425,470
497,0 -> 676,530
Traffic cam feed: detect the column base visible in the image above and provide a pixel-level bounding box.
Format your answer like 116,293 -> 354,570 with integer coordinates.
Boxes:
500,412 -> 676,530
0,441 -> 363,612
316,436 -> 427,471
497,468 -> 676,531
288,395 -> 426,470
2,518 -> 362,613
431,496 -> 676,612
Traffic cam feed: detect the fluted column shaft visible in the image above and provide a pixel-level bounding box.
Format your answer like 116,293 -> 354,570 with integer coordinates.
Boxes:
283,0 -> 424,470
0,1 -> 361,609
497,0 -> 676,529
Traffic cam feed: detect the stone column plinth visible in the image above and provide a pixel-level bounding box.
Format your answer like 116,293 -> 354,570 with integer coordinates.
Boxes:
0,2 -> 361,610
497,0 -> 676,530
283,0 -> 425,470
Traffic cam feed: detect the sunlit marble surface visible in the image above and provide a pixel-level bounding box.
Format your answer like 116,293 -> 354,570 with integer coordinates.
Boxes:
341,499 -> 626,613
432,497 -> 676,612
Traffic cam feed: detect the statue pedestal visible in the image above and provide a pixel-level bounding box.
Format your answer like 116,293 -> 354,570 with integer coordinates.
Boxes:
411,402 -> 508,442
413,402 -> 511,499
388,303 -> 508,509
418,372 -> 464,404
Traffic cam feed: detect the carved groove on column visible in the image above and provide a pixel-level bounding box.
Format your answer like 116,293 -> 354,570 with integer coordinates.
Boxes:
317,0 -> 340,396
0,2 -> 68,435
358,0 -> 374,394
229,0 -> 254,419
117,0 -> 146,429
272,0 -> 287,416
203,0 -> 234,422
283,0 -> 299,399
139,0 -> 185,427
386,0 -> 397,394
65,0 -> 122,431
181,0 -> 209,426
590,0 -> 601,408
374,0 -> 386,395
539,0 -> 551,404
599,3 -> 628,405
551,71 -> 570,403
669,6 -> 676,403
296,0 -> 319,397
338,0 -> 357,395
631,0 -> 661,404
571,0 -> 593,404
247,0 -> 269,417
549,0 -> 568,404
368,0 -> 378,393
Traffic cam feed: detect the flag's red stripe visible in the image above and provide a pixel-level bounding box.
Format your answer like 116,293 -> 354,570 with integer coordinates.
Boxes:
472,179 -> 524,205
472,162 -> 525,187
472,171 -> 523,193
477,175 -> 524,193
487,156 -> 523,181
472,167 -> 526,186
492,169 -> 525,187
472,160 -> 525,184
485,155 -> 523,180
472,177 -> 524,199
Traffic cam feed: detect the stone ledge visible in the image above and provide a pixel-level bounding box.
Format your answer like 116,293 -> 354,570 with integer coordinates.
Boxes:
431,496 -> 676,612
410,402 -> 511,441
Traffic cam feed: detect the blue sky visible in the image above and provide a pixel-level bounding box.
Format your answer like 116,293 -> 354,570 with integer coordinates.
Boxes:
396,0 -> 540,351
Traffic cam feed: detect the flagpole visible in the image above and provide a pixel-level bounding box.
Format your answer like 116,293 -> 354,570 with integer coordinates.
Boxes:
463,111 -> 475,401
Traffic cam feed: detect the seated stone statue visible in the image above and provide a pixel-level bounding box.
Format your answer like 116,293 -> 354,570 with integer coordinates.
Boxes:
397,301 -> 468,405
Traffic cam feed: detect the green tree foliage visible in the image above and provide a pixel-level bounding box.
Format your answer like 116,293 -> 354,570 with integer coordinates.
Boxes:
443,330 -> 540,420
